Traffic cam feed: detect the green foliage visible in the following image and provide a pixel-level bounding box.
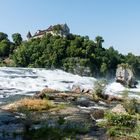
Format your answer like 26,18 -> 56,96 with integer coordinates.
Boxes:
0,30 -> 140,78
95,36 -> 104,48
130,124 -> 140,138
0,39 -> 11,57
107,127 -> 117,136
57,116 -> 65,125
98,111 -> 138,138
105,112 -> 136,128
0,32 -> 8,41
118,63 -> 133,70
12,33 -> 22,46
93,80 -> 107,99
123,99 -> 138,115
100,63 -> 108,76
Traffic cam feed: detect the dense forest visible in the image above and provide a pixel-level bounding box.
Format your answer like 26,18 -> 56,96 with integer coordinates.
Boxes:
0,31 -> 140,78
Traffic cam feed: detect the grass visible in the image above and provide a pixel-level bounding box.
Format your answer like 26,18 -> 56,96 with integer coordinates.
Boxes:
7,98 -> 55,112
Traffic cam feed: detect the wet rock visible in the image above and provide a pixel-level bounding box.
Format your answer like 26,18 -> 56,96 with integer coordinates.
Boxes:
116,64 -> 138,88
71,84 -> 92,94
76,97 -> 93,107
0,109 -> 24,140
34,87 -> 60,99
82,89 -> 93,94
0,111 -> 16,124
71,85 -> 81,93
107,95 -> 123,102
111,104 -> 127,114
90,109 -> 105,120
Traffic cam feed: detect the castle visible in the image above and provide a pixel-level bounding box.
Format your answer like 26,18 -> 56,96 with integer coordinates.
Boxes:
27,23 -> 70,39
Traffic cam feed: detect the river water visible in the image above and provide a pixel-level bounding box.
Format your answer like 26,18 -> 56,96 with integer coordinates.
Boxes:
0,67 -> 96,105
0,67 -> 140,105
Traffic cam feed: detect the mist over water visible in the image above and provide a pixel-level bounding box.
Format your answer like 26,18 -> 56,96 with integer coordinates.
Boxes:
0,67 -> 140,105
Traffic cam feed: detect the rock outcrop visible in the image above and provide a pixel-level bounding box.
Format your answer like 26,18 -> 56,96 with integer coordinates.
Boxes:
115,64 -> 138,88
34,87 -> 60,99
71,84 -> 92,94
111,104 -> 127,114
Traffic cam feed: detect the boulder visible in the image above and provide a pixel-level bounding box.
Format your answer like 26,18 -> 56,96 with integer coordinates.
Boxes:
111,104 -> 127,114
71,84 -> 92,94
116,64 -> 138,88
71,85 -> 81,93
76,97 -> 91,107
107,95 -> 123,102
34,87 -> 60,99
90,109 -> 105,120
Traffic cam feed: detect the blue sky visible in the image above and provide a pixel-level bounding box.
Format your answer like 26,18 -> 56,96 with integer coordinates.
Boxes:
0,0 -> 140,55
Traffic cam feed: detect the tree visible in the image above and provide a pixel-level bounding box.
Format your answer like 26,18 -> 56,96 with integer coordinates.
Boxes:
95,36 -> 104,48
100,63 -> 108,76
0,32 -> 8,42
12,33 -> 22,46
0,39 -> 11,57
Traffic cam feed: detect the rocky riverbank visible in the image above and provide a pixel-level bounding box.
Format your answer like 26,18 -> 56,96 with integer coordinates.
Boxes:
0,85 -> 127,140
1,78 -> 140,140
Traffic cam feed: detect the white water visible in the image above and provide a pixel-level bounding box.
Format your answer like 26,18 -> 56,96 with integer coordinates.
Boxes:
0,67 -> 140,105
0,67 -> 95,100
106,81 -> 140,99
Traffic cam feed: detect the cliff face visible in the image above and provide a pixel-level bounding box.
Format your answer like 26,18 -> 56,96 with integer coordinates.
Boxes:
116,65 -> 138,88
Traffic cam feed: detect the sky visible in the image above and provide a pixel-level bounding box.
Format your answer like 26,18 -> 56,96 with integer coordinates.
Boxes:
0,0 -> 140,55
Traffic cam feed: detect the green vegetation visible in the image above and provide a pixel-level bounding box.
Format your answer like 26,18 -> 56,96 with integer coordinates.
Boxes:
121,90 -> 140,115
12,33 -> 22,46
98,111 -> 140,139
0,26 -> 140,77
118,63 -> 133,70
92,80 -> 107,101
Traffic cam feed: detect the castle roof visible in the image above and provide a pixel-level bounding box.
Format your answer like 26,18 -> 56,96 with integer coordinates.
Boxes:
33,26 -> 53,37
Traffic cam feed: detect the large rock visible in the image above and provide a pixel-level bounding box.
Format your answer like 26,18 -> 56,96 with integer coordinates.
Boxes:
34,87 -> 60,99
116,64 -> 138,88
76,96 -> 91,107
71,85 -> 81,93
111,104 -> 127,114
71,84 -> 92,94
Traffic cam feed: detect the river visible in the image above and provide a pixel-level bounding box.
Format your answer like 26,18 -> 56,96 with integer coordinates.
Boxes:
0,67 -> 140,105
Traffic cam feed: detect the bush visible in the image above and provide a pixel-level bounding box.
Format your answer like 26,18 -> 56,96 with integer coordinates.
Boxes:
93,80 -> 107,100
123,98 -> 138,115
105,112 -> 136,128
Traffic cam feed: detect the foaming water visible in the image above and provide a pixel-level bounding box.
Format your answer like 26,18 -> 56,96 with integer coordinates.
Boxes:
1,67 -> 140,105
0,67 -> 96,104
106,81 -> 140,99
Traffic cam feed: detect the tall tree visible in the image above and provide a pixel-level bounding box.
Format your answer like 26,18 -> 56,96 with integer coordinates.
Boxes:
95,36 -> 104,48
0,32 -> 8,42
12,33 -> 23,46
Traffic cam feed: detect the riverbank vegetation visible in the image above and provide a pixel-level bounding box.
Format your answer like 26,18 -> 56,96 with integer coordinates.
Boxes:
1,83 -> 140,139
0,28 -> 140,77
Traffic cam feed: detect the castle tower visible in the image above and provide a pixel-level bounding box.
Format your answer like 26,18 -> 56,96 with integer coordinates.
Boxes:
27,31 -> 32,40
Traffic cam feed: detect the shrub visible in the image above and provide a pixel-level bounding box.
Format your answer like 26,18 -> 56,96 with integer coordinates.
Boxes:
123,98 -> 138,115
105,112 -> 136,128
93,80 -> 107,100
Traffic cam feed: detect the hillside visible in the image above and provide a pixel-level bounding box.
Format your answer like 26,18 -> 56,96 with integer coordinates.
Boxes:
0,24 -> 140,77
